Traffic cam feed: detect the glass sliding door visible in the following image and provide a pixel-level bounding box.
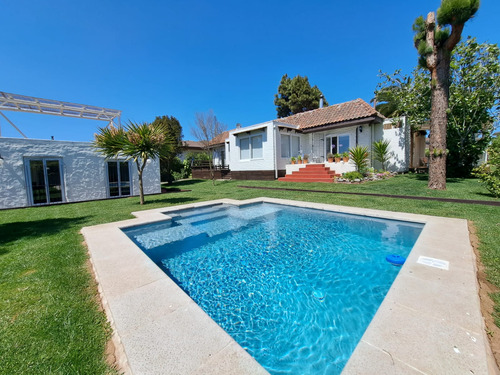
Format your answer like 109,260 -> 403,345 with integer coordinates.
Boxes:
27,159 -> 64,205
46,160 -> 63,203
107,161 -> 131,197
325,135 -> 350,157
29,160 -> 47,204
119,162 -> 131,196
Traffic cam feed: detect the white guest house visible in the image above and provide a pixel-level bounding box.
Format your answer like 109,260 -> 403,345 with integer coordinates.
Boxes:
0,92 -> 160,210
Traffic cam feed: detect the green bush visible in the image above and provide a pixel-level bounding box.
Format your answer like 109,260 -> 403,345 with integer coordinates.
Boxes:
343,171 -> 364,181
473,138 -> 500,197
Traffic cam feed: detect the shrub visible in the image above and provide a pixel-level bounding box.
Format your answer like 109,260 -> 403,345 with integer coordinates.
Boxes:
349,145 -> 369,172
343,171 -> 364,181
473,138 -> 500,197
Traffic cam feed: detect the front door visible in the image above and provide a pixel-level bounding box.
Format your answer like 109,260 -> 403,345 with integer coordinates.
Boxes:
27,159 -> 64,205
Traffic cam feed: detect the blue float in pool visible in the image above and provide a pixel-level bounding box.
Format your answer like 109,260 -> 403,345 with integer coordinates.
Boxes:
386,254 -> 406,266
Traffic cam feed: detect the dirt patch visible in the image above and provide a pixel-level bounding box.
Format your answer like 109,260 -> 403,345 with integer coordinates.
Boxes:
469,222 -> 500,373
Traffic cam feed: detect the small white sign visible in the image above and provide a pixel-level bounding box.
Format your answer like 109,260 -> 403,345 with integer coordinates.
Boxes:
417,256 -> 449,270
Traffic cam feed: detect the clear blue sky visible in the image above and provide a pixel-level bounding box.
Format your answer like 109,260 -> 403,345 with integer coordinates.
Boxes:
1,0 -> 498,142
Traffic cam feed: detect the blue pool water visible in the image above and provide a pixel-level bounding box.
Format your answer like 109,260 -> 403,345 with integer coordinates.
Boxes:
123,203 -> 423,374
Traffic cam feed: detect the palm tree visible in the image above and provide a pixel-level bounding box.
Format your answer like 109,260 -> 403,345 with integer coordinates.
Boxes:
372,140 -> 392,171
349,145 -> 369,173
94,121 -> 171,205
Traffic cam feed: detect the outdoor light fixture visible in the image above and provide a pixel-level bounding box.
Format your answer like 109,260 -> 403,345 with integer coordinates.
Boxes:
359,125 -> 363,133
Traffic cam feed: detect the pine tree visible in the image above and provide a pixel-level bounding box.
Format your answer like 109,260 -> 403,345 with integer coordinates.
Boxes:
274,74 -> 328,118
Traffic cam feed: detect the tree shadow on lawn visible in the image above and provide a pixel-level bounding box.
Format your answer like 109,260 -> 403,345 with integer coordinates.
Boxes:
170,179 -> 208,187
0,216 -> 91,255
412,174 -> 467,184
141,196 -> 198,206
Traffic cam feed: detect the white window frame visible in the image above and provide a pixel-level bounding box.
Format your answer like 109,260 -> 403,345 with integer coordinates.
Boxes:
239,134 -> 263,160
325,133 -> 350,157
24,157 -> 65,206
280,133 -> 300,158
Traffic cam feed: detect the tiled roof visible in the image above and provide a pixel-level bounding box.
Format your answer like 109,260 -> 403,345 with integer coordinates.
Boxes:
277,98 -> 384,130
209,130 -> 230,146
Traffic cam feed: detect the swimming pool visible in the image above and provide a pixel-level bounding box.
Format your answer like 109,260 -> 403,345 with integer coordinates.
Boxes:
123,202 -> 423,374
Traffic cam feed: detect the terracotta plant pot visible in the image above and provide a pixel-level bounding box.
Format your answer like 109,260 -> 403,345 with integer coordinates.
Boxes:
303,159 -> 308,164
298,160 -> 303,164
335,157 -> 341,163
343,157 -> 349,162
291,161 -> 296,165
328,158 -> 334,163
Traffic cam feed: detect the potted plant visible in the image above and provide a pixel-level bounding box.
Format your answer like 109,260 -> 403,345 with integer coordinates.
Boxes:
297,155 -> 302,164
303,154 -> 309,164
327,153 -> 334,163
342,151 -> 349,162
291,156 -> 296,165
334,153 -> 341,163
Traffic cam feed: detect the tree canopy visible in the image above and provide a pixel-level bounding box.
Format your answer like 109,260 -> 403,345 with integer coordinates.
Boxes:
94,121 -> 172,204
151,115 -> 183,183
375,37 -> 500,178
274,74 -> 328,118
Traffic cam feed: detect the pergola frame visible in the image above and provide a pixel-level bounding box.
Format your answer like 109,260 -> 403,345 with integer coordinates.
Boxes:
0,91 -> 121,138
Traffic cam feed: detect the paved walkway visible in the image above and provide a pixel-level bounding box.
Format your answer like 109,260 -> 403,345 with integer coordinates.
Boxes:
237,185 -> 500,207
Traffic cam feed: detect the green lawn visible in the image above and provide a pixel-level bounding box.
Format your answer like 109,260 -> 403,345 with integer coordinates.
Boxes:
0,174 -> 498,374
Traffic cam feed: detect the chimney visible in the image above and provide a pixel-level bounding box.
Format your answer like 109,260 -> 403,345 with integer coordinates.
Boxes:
236,123 -> 241,129
319,95 -> 324,108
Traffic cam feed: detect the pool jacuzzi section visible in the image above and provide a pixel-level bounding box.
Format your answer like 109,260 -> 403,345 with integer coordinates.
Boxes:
123,202 -> 423,375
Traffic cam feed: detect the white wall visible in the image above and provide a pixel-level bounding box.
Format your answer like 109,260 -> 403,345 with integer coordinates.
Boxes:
0,138 -> 160,209
228,122 -> 276,172
381,118 -> 410,172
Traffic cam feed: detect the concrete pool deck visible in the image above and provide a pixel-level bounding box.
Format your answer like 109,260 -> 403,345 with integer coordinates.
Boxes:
81,198 -> 497,374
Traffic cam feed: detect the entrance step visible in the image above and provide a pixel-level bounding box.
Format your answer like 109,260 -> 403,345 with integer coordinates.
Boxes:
278,164 -> 339,183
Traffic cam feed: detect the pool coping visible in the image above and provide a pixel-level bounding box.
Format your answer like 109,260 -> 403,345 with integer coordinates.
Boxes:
81,198 -> 496,374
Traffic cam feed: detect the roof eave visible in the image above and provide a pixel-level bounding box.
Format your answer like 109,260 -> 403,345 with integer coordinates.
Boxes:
301,116 -> 383,133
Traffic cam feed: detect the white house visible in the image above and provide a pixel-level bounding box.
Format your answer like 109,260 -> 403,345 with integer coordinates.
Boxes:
0,91 -> 161,209
205,98 -> 410,180
0,138 -> 161,209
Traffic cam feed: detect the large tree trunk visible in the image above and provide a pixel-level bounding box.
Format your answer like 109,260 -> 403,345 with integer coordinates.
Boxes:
428,51 -> 450,190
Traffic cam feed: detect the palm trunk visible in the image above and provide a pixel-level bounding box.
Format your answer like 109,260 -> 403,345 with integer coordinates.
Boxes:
136,159 -> 147,205
428,52 -> 450,190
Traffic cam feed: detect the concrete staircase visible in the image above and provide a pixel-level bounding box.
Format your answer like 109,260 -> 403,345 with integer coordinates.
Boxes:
278,164 -> 339,183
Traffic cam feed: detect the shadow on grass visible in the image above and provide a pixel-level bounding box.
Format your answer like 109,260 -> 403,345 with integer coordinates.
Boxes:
0,216 -> 91,254
171,179 -> 207,187
141,197 -> 198,206
411,174 -> 468,184
475,192 -> 499,199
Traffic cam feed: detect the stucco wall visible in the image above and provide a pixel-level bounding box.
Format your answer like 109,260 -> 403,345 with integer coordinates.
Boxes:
0,138 -> 160,209
381,118 -> 410,172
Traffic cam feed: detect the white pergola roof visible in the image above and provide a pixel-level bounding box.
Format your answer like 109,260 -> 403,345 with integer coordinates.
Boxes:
0,91 -> 121,122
